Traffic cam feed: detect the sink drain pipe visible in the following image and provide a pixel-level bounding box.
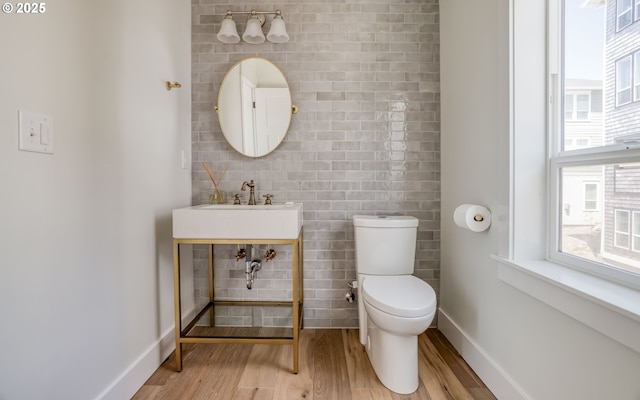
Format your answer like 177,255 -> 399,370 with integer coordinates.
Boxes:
244,245 -> 262,289
246,259 -> 262,289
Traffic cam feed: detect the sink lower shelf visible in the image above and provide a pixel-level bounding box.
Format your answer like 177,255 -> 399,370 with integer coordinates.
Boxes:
185,325 -> 294,340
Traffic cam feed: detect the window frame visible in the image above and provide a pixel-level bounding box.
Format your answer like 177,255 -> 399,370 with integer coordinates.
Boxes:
583,181 -> 599,211
635,51 -> 640,101
498,0 -> 640,358
550,152 -> 640,287
564,92 -> 591,121
615,209 -> 631,249
618,0 -> 633,31
633,211 -> 640,251
616,55 -> 633,107
548,0 -> 640,288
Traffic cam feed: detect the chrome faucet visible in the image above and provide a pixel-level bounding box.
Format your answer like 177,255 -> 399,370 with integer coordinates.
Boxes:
241,180 -> 256,205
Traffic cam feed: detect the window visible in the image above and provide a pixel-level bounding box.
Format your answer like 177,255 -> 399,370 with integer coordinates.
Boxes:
635,51 -> 640,101
564,93 -> 590,120
616,51 -> 640,105
564,94 -> 574,120
564,137 -> 591,150
616,55 -> 632,106
636,0 -> 640,22
584,182 -> 598,210
551,0 -> 640,279
576,138 -> 590,147
618,0 -> 633,30
615,209 -> 631,249
633,211 -> 640,251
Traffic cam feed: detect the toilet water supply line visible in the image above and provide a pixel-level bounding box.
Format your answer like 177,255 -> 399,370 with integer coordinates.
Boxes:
345,280 -> 357,303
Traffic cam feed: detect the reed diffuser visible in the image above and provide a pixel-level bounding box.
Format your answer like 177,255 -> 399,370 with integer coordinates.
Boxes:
203,162 -> 227,204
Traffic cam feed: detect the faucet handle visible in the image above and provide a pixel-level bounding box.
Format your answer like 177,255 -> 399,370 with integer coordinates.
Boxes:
233,194 -> 241,205
263,194 -> 273,205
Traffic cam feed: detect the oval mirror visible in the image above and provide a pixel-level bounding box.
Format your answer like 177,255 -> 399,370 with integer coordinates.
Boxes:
216,57 -> 296,158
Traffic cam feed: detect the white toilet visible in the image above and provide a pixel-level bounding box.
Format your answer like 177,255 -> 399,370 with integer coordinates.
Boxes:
352,215 -> 436,394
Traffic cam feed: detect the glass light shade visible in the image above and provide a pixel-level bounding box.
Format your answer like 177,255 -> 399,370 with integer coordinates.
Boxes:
267,16 -> 289,43
242,16 -> 265,44
217,17 -> 240,43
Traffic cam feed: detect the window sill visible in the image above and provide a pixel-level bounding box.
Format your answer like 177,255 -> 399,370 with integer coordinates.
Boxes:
493,256 -> 640,353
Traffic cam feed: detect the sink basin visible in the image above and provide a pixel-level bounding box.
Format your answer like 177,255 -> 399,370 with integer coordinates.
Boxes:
172,203 -> 303,239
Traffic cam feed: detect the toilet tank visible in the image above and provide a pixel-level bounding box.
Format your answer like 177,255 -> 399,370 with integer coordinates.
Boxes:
353,215 -> 418,275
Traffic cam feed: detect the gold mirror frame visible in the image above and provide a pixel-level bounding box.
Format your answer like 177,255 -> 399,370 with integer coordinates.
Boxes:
215,57 -> 297,158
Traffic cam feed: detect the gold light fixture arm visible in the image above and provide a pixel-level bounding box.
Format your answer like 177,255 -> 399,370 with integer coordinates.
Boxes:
224,9 -> 282,18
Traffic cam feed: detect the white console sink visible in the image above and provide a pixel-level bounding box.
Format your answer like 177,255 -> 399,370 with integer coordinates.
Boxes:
172,203 -> 303,239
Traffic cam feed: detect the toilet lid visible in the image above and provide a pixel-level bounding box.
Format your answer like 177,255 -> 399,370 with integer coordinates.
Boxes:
362,275 -> 436,318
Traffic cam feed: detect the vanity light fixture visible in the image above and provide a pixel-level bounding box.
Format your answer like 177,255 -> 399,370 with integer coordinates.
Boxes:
216,10 -> 289,44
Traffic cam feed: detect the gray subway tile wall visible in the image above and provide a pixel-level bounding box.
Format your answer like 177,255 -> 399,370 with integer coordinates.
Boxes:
192,0 -> 440,328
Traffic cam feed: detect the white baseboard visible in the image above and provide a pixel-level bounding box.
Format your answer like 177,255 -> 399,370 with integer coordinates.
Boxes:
437,308 -> 531,400
96,308 -> 196,400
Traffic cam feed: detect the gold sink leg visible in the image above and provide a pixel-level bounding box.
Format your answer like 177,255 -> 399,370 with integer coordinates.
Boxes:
292,234 -> 300,374
209,244 -> 215,326
173,240 -> 183,371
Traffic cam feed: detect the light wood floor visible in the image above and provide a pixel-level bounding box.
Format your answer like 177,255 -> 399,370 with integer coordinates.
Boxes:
132,328 -> 496,400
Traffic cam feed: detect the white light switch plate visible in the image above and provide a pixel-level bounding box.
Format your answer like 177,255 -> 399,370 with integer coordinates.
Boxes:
18,110 -> 54,154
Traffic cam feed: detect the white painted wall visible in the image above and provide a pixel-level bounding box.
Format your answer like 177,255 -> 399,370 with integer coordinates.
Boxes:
440,1 -> 640,400
0,1 -> 192,399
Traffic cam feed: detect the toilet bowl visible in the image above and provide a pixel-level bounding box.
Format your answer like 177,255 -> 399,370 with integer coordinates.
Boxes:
363,275 -> 436,336
361,275 -> 436,394
352,215 -> 437,394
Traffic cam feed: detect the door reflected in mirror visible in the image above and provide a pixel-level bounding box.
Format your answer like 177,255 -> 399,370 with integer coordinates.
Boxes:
216,57 -> 294,157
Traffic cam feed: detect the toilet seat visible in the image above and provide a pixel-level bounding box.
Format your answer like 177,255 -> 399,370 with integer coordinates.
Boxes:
362,275 -> 436,318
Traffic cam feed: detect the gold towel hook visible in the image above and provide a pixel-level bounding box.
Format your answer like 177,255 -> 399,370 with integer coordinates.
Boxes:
166,81 -> 182,91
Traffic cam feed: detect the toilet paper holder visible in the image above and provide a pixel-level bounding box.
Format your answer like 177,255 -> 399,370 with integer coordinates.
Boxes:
454,204 -> 492,232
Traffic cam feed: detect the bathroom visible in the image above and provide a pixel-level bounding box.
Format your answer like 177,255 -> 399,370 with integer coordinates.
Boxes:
1,1 -> 639,400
